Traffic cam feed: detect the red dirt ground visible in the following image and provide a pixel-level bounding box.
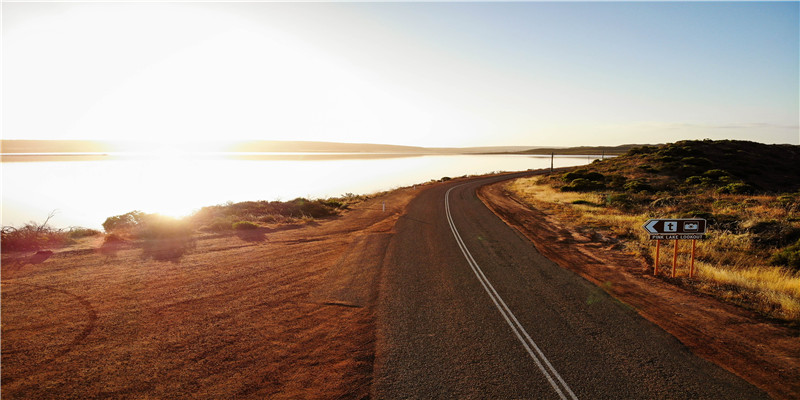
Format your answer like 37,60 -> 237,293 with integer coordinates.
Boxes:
1,187 -> 418,399
478,180 -> 800,400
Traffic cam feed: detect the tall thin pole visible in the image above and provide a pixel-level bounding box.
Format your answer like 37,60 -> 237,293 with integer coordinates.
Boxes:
550,152 -> 554,173
690,239 -> 697,278
654,240 -> 661,275
672,240 -> 679,278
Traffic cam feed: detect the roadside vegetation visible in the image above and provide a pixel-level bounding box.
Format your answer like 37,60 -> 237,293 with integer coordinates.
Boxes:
508,139 -> 800,322
1,212 -> 102,252
2,194 -> 366,258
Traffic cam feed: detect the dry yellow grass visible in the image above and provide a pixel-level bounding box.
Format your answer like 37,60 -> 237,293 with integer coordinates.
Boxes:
508,177 -> 800,322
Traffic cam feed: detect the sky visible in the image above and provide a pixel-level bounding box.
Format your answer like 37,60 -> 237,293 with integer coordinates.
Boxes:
2,1 -> 798,148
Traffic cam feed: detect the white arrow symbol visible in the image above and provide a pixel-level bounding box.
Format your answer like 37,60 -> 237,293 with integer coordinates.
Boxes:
644,220 -> 659,234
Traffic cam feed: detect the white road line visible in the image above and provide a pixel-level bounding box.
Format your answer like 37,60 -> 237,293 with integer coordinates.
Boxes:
445,184 -> 578,400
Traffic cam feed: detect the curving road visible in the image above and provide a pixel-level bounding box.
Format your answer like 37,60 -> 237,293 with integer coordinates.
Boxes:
372,172 -> 767,399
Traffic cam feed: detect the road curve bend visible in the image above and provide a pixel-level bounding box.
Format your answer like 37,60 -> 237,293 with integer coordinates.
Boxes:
372,172 -> 767,399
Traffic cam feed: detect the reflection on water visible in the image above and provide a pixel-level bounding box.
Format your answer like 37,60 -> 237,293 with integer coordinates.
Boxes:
2,153 -> 593,229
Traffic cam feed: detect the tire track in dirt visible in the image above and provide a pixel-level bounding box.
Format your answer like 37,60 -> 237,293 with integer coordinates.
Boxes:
1,281 -> 98,364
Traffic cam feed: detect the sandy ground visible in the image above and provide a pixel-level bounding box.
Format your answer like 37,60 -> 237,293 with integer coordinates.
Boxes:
1,187 -> 418,399
478,180 -> 800,400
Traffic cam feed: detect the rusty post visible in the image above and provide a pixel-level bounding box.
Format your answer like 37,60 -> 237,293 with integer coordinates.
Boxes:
654,239 -> 661,275
672,239 -> 679,278
690,239 -> 697,278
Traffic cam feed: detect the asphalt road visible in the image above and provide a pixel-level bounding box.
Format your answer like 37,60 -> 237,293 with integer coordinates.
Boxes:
373,172 -> 767,399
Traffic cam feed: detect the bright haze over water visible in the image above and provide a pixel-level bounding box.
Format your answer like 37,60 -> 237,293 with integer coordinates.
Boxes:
1,154 -> 592,229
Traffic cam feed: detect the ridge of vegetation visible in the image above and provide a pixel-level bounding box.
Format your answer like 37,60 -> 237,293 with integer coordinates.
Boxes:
508,139 -> 800,323
1,195 -> 366,255
511,143 -> 650,156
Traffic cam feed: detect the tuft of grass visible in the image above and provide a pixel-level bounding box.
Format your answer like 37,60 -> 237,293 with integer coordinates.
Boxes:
232,221 -> 259,230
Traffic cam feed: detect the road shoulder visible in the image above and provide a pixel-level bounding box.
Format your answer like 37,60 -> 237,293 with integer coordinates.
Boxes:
478,180 -> 800,400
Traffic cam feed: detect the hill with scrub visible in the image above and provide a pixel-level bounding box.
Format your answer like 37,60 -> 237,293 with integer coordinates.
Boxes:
509,139 -> 800,322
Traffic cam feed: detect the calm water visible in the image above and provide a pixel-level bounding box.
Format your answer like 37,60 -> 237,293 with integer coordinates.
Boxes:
1,153 -> 593,229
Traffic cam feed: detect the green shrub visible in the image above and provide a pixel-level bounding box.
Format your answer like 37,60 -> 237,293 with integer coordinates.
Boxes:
703,169 -> 733,179
561,178 -> 604,192
571,199 -> 600,206
685,176 -> 704,185
717,183 -> 755,195
681,157 -> 713,168
627,145 -> 658,155
637,165 -> 659,173
623,179 -> 653,193
606,193 -> 634,209
604,174 -> 628,189
770,239 -> 800,271
748,221 -> 800,248
233,221 -> 259,230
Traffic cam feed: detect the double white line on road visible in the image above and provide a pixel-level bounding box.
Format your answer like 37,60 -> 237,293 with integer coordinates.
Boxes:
445,185 -> 578,400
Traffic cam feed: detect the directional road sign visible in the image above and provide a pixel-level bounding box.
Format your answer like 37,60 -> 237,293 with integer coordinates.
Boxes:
643,218 -> 707,240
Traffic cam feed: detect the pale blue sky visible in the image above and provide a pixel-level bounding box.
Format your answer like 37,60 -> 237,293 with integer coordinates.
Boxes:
3,1 -> 798,147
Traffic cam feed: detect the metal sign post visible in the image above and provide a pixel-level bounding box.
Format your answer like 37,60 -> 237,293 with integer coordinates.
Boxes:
643,219 -> 707,277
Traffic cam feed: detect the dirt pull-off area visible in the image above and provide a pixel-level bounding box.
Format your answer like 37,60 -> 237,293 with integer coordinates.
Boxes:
1,187 -> 418,399
478,181 -> 800,400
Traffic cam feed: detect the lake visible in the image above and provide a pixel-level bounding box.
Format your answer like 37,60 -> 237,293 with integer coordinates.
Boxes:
1,153 -> 594,230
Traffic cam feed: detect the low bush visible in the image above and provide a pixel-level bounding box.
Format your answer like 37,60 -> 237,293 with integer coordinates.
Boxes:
233,221 -> 259,230
748,221 -> 800,248
561,178 -> 605,192
605,194 -> 634,209
623,179 -> 653,193
571,200 -> 600,206
718,183 -> 755,195
703,169 -> 734,180
1,224 -> 70,252
563,169 -> 605,183
770,239 -> 800,271
67,227 -> 101,239
102,211 -> 146,233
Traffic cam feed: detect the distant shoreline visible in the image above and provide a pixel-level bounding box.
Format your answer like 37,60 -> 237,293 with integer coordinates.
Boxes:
0,151 -> 614,163
1,139 -> 648,158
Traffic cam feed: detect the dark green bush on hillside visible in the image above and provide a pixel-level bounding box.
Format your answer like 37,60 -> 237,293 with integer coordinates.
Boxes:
606,193 -> 634,209
563,169 -> 605,183
748,221 -> 800,248
770,239 -> 800,271
626,145 -> 658,155
703,169 -> 734,180
561,178 -> 605,192
681,157 -> 713,168
718,182 -> 755,195
623,179 -> 653,193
